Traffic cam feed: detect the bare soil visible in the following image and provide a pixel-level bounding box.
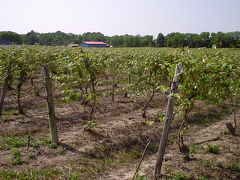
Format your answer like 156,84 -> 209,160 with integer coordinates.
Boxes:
0,79 -> 239,180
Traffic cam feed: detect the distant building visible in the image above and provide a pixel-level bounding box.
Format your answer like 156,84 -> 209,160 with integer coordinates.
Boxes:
80,41 -> 110,48
0,38 -> 11,46
67,43 -> 80,48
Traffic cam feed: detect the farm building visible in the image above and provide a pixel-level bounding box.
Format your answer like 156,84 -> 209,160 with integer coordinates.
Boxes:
80,41 -> 110,48
0,38 -> 11,46
67,43 -> 79,47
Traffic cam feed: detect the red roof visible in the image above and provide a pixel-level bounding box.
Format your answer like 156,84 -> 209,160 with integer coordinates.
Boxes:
83,41 -> 107,45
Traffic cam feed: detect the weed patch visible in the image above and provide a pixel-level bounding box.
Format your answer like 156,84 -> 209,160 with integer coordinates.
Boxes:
204,145 -> 220,154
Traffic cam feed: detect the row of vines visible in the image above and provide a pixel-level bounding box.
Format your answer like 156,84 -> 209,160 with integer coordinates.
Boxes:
0,46 -> 239,144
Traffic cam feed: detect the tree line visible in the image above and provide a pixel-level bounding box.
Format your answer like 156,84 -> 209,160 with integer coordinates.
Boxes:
0,30 -> 239,48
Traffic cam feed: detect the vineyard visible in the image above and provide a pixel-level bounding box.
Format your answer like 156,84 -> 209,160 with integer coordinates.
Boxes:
0,46 -> 240,179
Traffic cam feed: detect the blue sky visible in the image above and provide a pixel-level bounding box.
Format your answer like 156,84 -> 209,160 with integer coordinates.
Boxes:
0,0 -> 239,37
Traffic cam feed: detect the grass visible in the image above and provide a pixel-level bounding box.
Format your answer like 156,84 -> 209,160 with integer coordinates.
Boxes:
11,148 -> 23,165
39,136 -> 58,148
0,115 -> 9,122
0,109 -> 18,122
135,168 -> 148,180
52,146 -> 66,155
0,137 -> 25,150
225,146 -> 232,153
172,172 -> 188,180
164,165 -> 173,175
0,135 -> 66,167
72,144 -> 144,178
147,142 -> 159,152
0,168 -> 62,180
154,113 -> 165,122
2,109 -> 18,115
128,149 -> 141,159
28,152 -> 36,159
84,120 -> 97,131
198,176 -> 209,180
200,118 -> 211,125
199,159 -> 220,171
0,170 -> 37,180
189,144 -> 203,154
0,168 -> 83,180
204,145 -> 220,154
230,162 -> 240,174
39,168 -> 61,178
0,136 -> 41,150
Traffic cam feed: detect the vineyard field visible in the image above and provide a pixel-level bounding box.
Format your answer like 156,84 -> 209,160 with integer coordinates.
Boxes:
0,46 -> 240,180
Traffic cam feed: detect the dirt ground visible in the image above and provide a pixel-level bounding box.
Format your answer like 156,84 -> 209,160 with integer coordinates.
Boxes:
0,79 -> 240,180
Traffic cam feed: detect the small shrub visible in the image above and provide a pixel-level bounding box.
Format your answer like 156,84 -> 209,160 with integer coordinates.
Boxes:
204,145 -> 220,154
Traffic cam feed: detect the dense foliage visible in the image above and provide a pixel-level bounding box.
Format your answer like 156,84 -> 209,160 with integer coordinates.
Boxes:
1,31 -> 240,48
0,46 -> 239,117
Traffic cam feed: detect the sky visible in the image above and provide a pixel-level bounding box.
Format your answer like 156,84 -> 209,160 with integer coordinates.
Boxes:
0,0 -> 239,37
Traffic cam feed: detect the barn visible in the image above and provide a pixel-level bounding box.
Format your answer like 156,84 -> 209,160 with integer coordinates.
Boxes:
80,41 -> 110,48
0,38 -> 11,46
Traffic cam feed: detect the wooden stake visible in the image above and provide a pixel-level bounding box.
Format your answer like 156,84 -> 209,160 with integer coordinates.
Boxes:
0,61 -> 12,117
154,64 -> 182,179
43,64 -> 58,145
132,139 -> 151,180
0,81 -> 8,117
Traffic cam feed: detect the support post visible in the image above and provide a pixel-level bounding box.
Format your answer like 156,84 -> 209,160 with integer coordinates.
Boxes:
43,64 -> 58,145
0,61 -> 12,117
154,64 -> 182,179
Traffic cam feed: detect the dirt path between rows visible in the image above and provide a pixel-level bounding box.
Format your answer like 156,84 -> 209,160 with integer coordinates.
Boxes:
99,111 -> 240,180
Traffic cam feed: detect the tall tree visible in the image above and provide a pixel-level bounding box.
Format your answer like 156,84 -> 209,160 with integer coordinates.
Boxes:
0,31 -> 22,44
156,33 -> 165,47
24,30 -> 40,45
199,32 -> 210,47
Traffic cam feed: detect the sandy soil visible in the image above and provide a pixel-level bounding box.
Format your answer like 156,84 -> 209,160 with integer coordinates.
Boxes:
0,79 -> 239,180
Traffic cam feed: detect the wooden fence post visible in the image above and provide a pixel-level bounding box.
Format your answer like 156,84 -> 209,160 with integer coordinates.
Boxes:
0,80 -> 9,117
0,61 -> 12,117
154,64 -> 182,179
43,64 -> 58,145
